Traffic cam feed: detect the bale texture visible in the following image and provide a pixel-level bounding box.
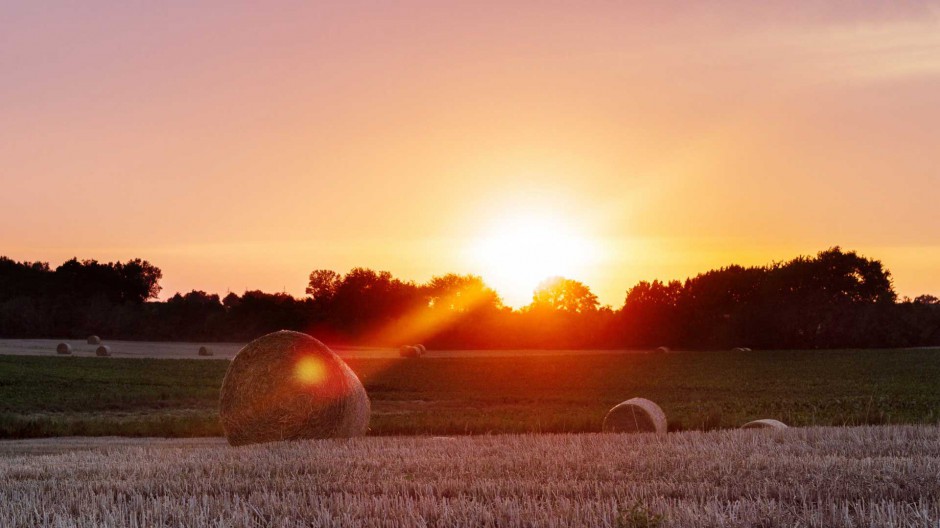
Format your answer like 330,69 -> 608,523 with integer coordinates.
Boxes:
399,345 -> 419,358
742,419 -> 788,430
198,346 -> 213,356
56,343 -> 72,355
220,330 -> 370,446
95,345 -> 111,357
655,346 -> 670,353
603,397 -> 667,434
87,335 -> 101,345
416,344 -> 427,355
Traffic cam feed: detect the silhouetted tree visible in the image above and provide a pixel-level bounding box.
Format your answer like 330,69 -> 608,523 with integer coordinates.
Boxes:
529,277 -> 599,313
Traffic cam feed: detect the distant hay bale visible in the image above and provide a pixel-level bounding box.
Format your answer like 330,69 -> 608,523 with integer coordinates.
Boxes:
56,343 -> 72,355
732,347 -> 751,352
655,346 -> 670,353
602,397 -> 667,434
95,345 -> 111,357
399,345 -> 420,358
742,419 -> 788,430
742,347 -> 752,352
219,330 -> 370,447
416,344 -> 427,355
198,346 -> 213,356
87,335 -> 101,345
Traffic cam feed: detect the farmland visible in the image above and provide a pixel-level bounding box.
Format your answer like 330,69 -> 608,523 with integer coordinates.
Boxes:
2,425 -> 939,527
1,346 -> 939,438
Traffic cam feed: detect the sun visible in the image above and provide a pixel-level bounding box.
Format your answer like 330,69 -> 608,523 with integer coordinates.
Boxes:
469,212 -> 599,308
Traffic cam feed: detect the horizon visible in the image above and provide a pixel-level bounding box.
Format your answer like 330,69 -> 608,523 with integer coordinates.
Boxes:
3,2 -> 939,308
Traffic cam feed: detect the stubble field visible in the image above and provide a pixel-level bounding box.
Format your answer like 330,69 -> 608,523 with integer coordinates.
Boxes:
2,425 -> 939,527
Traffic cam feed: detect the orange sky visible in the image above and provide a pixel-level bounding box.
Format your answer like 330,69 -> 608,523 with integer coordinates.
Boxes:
2,2 -> 938,307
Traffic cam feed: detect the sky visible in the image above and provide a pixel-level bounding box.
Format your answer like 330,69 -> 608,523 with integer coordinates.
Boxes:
1,1 -> 939,307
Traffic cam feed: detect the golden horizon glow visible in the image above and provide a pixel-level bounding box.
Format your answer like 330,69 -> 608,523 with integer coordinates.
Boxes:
2,3 -> 939,304
468,212 -> 602,308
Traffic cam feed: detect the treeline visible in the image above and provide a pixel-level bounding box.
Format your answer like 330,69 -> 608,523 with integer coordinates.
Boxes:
0,248 -> 938,349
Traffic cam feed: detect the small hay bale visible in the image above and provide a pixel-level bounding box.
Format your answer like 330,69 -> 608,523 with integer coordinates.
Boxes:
603,397 -> 667,434
732,347 -> 749,352
198,346 -> 213,356
416,344 -> 427,355
95,345 -> 111,357
219,330 -> 370,447
87,335 -> 101,345
742,419 -> 788,430
56,343 -> 72,355
655,346 -> 670,353
399,345 -> 420,358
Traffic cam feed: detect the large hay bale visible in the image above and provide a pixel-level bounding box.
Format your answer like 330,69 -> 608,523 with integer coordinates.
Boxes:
603,397 -> 667,434
198,346 -> 213,356
399,345 -> 419,358
655,346 -> 670,353
742,419 -> 788,430
95,345 -> 111,357
219,330 -> 370,446
56,343 -> 72,355
87,335 -> 101,345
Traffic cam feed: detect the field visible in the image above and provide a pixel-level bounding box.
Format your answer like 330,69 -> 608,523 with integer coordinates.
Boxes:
1,344 -> 939,438
2,425 -> 939,527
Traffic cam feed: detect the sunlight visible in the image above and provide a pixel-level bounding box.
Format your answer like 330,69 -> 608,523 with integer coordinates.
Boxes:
469,212 -> 600,308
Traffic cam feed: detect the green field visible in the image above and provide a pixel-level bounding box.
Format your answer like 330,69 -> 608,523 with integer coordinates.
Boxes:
1,349 -> 938,438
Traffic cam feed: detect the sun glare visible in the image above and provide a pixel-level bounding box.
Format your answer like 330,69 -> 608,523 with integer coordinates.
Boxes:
469,213 -> 600,308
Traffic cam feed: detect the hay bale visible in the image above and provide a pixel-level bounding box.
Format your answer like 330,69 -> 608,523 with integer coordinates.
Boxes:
95,345 -> 111,357
655,346 -> 670,353
732,347 -> 750,352
56,343 -> 72,355
602,397 -> 667,434
742,419 -> 788,430
87,335 -> 101,345
219,330 -> 370,447
416,344 -> 427,355
198,346 -> 213,356
399,345 -> 420,358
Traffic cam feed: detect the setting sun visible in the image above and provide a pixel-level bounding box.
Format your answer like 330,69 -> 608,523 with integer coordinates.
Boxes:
468,213 -> 601,308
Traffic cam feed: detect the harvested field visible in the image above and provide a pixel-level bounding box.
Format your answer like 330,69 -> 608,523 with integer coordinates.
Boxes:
1,425 -> 938,527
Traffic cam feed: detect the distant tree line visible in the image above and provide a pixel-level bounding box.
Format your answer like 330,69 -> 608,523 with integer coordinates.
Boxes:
0,248 -> 938,349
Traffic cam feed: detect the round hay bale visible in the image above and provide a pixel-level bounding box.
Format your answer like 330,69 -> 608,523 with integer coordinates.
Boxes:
198,346 -> 213,356
655,346 -> 670,353
732,347 -> 748,352
399,345 -> 419,358
742,418 -> 788,430
87,335 -> 101,345
95,345 -> 111,357
56,342 -> 72,355
416,344 -> 427,355
742,347 -> 752,352
219,330 -> 370,446
603,397 -> 667,434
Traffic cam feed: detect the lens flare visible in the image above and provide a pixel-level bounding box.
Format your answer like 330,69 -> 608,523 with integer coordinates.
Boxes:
295,356 -> 327,385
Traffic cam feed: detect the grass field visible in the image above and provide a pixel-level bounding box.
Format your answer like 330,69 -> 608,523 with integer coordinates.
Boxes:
2,425 -> 939,527
1,347 -> 939,438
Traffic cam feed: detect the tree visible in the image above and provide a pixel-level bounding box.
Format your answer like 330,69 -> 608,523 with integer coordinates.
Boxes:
425,274 -> 501,312
529,277 -> 599,313
306,269 -> 342,301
